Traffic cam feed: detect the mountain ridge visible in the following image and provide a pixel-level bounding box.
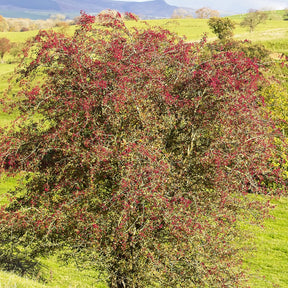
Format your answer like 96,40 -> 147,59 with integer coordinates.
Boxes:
0,0 -> 179,19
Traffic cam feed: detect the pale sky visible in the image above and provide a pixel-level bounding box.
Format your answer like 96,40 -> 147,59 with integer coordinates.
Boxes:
118,0 -> 288,14
166,0 -> 288,13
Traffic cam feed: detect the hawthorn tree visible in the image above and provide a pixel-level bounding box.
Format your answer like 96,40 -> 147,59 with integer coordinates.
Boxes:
0,12 -> 286,287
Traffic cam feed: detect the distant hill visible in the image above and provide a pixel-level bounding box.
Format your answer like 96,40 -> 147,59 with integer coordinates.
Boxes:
0,0 -> 178,19
0,0 -> 60,10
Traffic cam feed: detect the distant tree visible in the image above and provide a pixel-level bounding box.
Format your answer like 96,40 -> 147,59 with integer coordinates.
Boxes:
208,17 -> 235,40
195,7 -> 219,19
7,18 -> 30,32
20,27 -> 29,32
72,15 -> 81,25
240,9 -> 268,32
6,17 -> 70,32
171,8 -> 193,19
49,14 -> 66,22
0,38 -> 11,62
0,15 -> 8,32
283,8 -> 288,21
55,21 -> 69,28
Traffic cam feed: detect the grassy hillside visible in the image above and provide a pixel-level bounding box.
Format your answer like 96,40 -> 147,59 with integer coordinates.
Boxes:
128,16 -> 288,54
0,12 -> 288,287
0,255 -> 106,288
1,14 -> 287,52
243,197 -> 288,287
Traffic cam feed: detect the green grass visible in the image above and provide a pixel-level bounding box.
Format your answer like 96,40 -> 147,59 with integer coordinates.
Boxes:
127,17 -> 288,56
0,172 -> 107,287
0,270 -> 46,288
261,38 -> 288,54
0,28 -> 45,43
0,175 -> 17,205
39,255 -> 106,288
0,30 -> 38,43
0,63 -> 19,128
243,196 -> 288,287
0,254 -> 107,288
127,15 -> 288,47
0,170 -> 107,286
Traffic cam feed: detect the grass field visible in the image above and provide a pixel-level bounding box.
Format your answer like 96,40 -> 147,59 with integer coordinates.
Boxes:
126,18 -> 287,43
0,11 -> 287,47
0,254 -> 106,288
0,12 -> 288,287
243,196 -> 288,287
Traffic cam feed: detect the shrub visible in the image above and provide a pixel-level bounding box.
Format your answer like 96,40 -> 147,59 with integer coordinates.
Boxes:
0,12 -> 286,287
208,17 -> 235,40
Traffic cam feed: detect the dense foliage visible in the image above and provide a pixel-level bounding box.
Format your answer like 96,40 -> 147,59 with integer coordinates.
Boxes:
208,17 -> 235,40
0,12 -> 286,287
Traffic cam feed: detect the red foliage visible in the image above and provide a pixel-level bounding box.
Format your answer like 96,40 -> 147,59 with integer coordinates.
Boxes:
0,12 -> 286,287
78,10 -> 96,26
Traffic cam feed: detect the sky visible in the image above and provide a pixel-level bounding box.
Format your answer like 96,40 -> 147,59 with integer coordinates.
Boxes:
119,0 -> 288,14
